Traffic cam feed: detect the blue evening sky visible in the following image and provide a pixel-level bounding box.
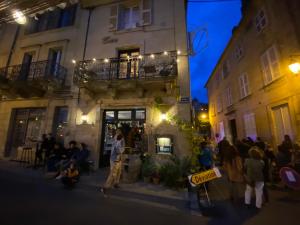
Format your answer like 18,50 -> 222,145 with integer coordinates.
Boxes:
187,0 -> 242,103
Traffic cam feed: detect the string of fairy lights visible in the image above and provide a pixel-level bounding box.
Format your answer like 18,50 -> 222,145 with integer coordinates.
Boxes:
71,50 -> 183,66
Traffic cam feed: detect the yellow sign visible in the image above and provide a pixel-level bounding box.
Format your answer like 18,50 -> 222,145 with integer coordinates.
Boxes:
188,168 -> 222,187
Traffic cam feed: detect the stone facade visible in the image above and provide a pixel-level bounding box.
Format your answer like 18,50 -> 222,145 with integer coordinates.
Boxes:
0,0 -> 191,167
206,0 -> 300,147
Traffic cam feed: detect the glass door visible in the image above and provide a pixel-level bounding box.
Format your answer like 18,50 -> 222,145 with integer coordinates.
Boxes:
19,52 -> 34,80
47,48 -> 62,77
100,109 -> 146,168
5,108 -> 46,157
118,49 -> 140,79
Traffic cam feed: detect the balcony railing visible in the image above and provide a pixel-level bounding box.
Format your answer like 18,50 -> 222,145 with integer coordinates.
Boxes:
74,51 -> 178,84
0,60 -> 67,85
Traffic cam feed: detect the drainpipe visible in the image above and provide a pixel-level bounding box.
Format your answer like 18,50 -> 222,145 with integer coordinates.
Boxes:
5,24 -> 20,76
78,8 -> 93,104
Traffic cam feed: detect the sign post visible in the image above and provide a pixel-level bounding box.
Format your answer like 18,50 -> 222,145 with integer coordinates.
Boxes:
279,167 -> 300,190
188,168 -> 222,209
188,167 -> 222,187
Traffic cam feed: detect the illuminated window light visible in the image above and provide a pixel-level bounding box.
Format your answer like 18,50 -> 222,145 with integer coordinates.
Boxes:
176,59 -> 180,63
12,10 -> 27,25
138,55 -> 143,59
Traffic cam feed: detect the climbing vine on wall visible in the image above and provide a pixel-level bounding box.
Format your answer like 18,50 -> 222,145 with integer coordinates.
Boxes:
153,97 -> 203,167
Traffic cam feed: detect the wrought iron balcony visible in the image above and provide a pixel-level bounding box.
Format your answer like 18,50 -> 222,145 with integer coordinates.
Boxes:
0,60 -> 67,85
0,60 -> 67,98
74,51 -> 178,85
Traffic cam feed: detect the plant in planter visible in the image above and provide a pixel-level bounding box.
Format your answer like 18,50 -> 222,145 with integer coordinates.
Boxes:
151,168 -> 161,185
141,155 -> 155,183
160,156 -> 193,189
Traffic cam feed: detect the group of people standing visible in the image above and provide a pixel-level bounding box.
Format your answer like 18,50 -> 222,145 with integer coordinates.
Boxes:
199,134 -> 299,210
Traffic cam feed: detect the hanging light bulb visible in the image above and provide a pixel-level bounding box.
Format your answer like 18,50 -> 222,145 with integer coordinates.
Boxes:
104,58 -> 110,63
163,51 -> 168,56
72,59 -> 76,64
93,58 -> 96,62
138,55 -> 143,59
12,10 -> 27,25
150,54 -> 155,59
177,50 -> 181,55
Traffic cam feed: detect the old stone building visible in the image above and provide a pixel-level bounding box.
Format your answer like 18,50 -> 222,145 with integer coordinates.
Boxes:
205,0 -> 300,147
0,0 -> 191,167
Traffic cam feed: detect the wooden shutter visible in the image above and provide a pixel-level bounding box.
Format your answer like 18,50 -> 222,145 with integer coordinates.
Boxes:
269,46 -> 280,79
244,113 -> 257,140
109,5 -> 119,31
261,51 -> 272,84
140,0 -> 152,26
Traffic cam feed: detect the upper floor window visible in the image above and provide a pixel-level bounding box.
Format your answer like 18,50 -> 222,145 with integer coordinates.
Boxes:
222,60 -> 230,79
210,103 -> 216,116
235,44 -> 243,60
225,87 -> 233,107
216,95 -> 223,113
261,45 -> 280,85
119,5 -> 140,30
109,0 -> 152,31
24,4 -> 77,35
239,73 -> 250,98
255,9 -> 267,33
215,70 -> 222,86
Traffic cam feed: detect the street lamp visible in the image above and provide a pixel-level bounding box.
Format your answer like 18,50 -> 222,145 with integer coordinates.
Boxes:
289,62 -> 300,74
201,113 -> 207,119
12,10 -> 27,25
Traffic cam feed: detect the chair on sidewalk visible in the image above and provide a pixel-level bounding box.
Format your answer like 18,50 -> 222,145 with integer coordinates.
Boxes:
19,147 -> 34,167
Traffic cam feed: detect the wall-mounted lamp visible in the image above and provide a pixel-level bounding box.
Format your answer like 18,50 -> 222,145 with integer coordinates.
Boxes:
289,62 -> 300,74
160,113 -> 167,121
81,115 -> 88,124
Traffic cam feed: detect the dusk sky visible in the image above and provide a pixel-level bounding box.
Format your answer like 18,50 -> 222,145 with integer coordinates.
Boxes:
187,0 -> 242,103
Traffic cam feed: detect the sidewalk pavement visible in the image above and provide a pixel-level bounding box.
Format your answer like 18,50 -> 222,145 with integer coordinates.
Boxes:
0,160 -> 194,213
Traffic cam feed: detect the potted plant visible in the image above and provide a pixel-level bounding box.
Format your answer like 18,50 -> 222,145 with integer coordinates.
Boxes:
152,169 -> 160,185
141,155 -> 154,183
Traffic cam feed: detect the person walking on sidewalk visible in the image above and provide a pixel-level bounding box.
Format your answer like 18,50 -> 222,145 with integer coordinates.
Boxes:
223,145 -> 244,203
244,147 -> 265,209
100,134 -> 125,196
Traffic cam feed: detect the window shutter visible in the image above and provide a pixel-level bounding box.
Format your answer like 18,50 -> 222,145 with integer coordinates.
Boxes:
269,46 -> 280,79
261,52 -> 272,84
109,5 -> 119,31
239,75 -> 245,98
140,0 -> 152,26
244,113 -> 257,140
